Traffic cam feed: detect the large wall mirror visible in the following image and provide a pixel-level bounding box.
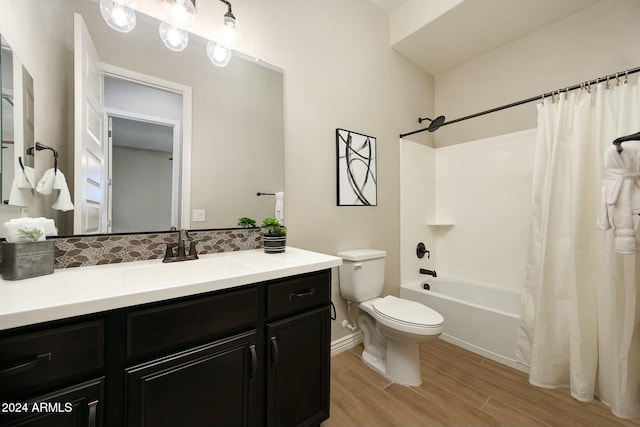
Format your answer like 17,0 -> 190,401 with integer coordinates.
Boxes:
0,0 -> 284,236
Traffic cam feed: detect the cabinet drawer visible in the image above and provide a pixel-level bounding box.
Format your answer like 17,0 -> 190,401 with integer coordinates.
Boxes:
127,287 -> 258,359
0,321 -> 104,398
267,270 -> 331,319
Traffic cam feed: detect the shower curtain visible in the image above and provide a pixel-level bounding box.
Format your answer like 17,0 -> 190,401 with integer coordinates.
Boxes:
517,76 -> 640,419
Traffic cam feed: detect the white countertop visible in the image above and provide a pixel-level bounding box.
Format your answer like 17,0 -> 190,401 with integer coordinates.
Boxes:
0,247 -> 342,331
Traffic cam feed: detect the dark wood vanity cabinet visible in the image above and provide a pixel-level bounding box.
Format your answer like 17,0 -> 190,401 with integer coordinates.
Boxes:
265,272 -> 331,427
0,269 -> 331,427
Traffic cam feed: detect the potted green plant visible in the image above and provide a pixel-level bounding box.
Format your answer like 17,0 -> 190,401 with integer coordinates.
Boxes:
261,217 -> 287,254
237,217 -> 257,228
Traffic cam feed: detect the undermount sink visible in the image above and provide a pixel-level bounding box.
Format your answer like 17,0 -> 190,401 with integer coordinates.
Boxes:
122,256 -> 252,287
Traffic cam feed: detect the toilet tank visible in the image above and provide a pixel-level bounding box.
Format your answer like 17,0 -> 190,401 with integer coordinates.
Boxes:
337,249 -> 386,302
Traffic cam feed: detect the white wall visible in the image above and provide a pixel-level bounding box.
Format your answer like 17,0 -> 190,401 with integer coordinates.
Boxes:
112,146 -> 172,233
434,129 -> 536,289
400,140 -> 436,284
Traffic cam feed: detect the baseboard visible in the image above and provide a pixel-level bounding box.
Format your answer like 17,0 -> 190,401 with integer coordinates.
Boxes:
331,330 -> 363,357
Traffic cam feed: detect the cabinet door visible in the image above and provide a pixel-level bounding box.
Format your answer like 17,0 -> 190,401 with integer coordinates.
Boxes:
266,307 -> 330,427
125,330 -> 257,427
0,378 -> 103,427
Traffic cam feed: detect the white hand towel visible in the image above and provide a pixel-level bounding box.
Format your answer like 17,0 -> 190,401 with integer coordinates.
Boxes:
275,192 -> 284,224
7,166 -> 35,207
36,168 -> 74,212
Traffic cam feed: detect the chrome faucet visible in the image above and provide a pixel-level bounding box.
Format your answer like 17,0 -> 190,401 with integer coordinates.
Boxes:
163,229 -> 199,262
419,268 -> 437,278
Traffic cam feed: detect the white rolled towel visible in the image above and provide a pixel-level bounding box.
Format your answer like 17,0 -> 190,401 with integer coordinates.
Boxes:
36,169 -> 74,212
7,166 -> 35,207
3,217 -> 52,242
275,192 -> 284,224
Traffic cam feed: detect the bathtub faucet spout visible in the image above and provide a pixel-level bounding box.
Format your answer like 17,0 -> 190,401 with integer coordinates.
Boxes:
419,268 -> 437,277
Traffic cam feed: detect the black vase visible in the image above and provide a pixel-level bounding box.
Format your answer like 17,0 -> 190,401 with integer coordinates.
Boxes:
263,234 -> 286,254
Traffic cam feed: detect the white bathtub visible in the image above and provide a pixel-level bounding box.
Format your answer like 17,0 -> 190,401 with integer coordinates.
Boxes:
400,277 -> 528,372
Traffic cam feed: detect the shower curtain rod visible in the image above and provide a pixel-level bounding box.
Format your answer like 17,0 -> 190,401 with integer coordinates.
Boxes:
399,65 -> 640,139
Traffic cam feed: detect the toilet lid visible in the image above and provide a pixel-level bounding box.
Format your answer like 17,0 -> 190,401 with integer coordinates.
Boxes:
372,295 -> 443,327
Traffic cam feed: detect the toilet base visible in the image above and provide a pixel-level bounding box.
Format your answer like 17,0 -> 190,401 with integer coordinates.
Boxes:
361,339 -> 422,386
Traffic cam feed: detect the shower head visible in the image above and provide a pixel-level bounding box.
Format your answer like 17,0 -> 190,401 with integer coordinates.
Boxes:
418,115 -> 446,132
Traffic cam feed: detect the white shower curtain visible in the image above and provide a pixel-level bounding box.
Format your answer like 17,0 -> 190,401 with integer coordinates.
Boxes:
517,76 -> 640,419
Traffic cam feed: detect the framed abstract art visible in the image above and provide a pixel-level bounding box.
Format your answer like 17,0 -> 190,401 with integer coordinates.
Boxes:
335,128 -> 377,206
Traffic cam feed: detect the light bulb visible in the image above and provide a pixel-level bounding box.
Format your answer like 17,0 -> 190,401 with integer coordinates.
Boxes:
164,0 -> 196,30
99,0 -> 136,33
206,41 -> 232,67
159,22 -> 189,52
222,22 -> 237,48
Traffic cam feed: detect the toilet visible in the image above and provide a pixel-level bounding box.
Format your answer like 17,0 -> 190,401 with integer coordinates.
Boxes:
337,249 -> 444,386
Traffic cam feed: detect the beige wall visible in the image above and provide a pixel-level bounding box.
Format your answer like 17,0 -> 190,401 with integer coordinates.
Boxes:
435,0 -> 640,147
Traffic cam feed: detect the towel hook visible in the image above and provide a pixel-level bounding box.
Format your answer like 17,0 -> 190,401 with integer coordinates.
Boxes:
27,142 -> 59,174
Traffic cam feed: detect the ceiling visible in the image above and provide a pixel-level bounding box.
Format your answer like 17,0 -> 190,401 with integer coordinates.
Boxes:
369,0 -> 601,74
111,117 -> 174,153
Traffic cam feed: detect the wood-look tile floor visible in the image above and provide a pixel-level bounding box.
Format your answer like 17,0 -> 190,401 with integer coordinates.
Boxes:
324,339 -> 640,427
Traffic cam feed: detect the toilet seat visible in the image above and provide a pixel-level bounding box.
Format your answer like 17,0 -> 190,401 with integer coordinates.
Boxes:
369,295 -> 443,336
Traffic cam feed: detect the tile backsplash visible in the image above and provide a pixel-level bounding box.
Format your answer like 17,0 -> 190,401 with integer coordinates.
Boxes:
51,228 -> 263,269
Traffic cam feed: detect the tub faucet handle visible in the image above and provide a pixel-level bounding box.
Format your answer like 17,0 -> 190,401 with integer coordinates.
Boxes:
416,242 -> 430,259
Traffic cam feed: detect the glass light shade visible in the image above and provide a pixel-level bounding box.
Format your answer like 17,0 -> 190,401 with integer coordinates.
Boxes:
207,41 -> 232,67
164,0 -> 196,30
222,21 -> 237,49
99,0 -> 136,33
159,22 -> 189,52
112,0 -> 133,5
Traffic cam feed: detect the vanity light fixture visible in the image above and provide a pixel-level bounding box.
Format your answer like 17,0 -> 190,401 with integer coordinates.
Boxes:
206,0 -> 237,67
99,0 -> 136,33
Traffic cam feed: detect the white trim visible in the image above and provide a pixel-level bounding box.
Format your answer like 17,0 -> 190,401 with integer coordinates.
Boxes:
331,330 -> 363,357
104,108 -> 181,229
